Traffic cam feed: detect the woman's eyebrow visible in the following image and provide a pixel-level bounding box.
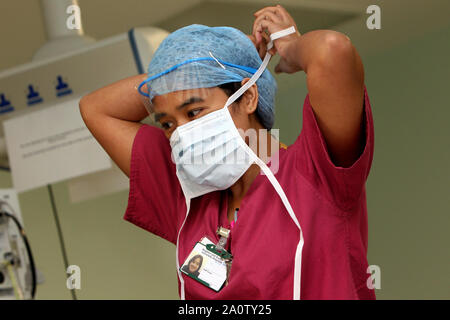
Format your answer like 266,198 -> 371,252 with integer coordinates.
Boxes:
154,112 -> 166,123
177,97 -> 204,110
154,97 -> 205,122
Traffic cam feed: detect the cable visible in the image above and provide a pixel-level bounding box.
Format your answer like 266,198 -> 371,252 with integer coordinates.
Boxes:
3,260 -> 24,299
47,184 -> 77,300
0,184 -> 78,300
0,207 -> 37,299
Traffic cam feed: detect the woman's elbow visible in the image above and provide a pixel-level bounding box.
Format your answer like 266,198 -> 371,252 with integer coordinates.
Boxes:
79,94 -> 100,126
315,31 -> 355,68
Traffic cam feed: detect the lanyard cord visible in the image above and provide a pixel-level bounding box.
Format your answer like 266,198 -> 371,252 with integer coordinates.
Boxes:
230,208 -> 239,229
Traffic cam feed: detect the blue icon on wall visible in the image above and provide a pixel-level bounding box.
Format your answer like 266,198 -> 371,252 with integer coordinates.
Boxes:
26,85 -> 43,106
0,94 -> 14,114
55,75 -> 72,97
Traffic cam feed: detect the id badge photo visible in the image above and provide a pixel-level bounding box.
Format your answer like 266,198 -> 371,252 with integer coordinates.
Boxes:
180,236 -> 232,292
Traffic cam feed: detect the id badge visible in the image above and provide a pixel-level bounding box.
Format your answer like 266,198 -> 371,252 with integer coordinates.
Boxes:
180,237 -> 232,292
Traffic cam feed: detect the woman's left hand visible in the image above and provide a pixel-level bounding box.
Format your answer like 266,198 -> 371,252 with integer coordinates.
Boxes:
250,4 -> 302,74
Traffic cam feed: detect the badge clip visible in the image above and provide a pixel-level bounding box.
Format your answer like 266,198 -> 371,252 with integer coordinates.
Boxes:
215,226 -> 230,253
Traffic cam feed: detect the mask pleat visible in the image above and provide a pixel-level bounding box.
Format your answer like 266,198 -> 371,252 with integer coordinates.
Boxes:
178,140 -> 252,184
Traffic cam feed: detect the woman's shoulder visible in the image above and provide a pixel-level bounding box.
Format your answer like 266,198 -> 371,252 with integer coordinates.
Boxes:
137,123 -> 168,142
133,123 -> 173,163
265,141 -> 299,176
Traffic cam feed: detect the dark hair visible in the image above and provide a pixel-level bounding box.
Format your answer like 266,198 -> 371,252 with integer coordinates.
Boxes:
218,82 -> 264,125
218,82 -> 243,103
188,254 -> 203,271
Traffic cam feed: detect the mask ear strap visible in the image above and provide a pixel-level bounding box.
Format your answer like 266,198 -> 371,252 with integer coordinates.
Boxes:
224,26 -> 296,108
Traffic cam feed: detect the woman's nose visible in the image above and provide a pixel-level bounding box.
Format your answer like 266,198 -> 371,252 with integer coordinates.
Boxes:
177,118 -> 190,127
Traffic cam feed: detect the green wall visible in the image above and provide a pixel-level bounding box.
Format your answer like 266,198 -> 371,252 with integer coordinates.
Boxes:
360,23 -> 450,299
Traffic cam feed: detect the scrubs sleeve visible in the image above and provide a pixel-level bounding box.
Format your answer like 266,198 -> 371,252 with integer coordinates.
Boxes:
292,84 -> 374,212
123,124 -> 185,244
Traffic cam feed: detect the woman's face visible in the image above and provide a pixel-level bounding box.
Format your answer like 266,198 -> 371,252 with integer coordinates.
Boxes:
151,80 -> 260,139
189,257 -> 201,273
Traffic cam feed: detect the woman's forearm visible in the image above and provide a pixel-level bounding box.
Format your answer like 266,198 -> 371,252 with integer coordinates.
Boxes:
79,74 -> 149,122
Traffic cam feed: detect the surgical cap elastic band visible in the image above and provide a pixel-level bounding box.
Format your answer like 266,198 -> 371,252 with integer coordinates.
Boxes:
138,57 -> 258,98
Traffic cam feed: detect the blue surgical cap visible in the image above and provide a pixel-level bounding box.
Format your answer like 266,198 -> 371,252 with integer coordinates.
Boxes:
139,24 -> 277,129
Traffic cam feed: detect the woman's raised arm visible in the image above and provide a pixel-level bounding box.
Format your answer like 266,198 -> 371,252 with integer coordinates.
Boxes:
79,74 -> 149,177
251,5 -> 365,167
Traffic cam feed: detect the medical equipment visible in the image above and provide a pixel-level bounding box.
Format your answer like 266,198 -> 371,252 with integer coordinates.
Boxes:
0,0 -> 169,201
0,190 -> 36,300
0,0 -> 169,300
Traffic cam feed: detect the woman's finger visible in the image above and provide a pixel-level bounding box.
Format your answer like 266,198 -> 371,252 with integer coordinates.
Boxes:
260,30 -> 270,43
253,14 -> 282,43
258,34 -> 267,58
260,11 -> 282,24
256,5 -> 297,32
262,31 -> 277,55
252,13 -> 273,43
250,28 -> 266,58
254,9 -> 283,22
273,4 -> 290,21
252,14 -> 268,44
255,19 -> 279,38
254,20 -> 283,57
254,5 -> 287,22
259,31 -> 271,57
254,6 -> 279,16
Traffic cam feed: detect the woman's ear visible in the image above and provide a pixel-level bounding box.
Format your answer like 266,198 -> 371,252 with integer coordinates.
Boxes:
239,78 -> 259,115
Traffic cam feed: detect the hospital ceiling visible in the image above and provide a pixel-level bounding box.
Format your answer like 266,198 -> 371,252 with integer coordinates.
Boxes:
156,1 -> 357,34
1,0 -> 449,71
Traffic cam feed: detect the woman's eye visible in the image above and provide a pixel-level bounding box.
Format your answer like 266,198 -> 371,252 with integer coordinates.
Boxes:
187,109 -> 202,118
161,121 -> 173,130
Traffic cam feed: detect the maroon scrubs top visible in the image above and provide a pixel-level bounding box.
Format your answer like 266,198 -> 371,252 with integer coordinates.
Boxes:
124,85 -> 376,300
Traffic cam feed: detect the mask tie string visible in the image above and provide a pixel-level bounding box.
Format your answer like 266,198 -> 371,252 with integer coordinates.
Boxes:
224,26 -> 296,108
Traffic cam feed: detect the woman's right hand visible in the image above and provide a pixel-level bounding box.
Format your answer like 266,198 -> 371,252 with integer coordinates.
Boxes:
250,4 -> 303,74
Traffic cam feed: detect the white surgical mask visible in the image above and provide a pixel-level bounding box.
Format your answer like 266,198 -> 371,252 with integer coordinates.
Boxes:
169,106 -> 254,199
173,26 -> 304,300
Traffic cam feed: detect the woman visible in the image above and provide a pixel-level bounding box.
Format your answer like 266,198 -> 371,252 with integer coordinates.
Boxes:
182,255 -> 203,278
80,5 -> 375,300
